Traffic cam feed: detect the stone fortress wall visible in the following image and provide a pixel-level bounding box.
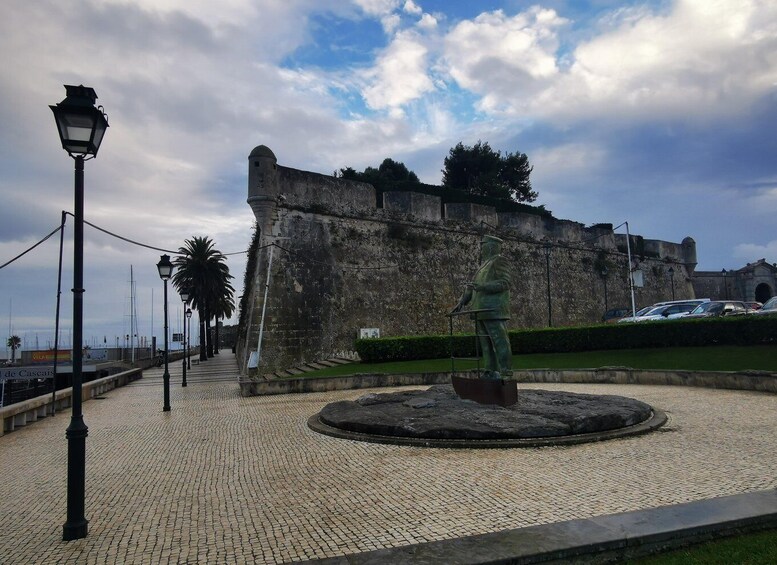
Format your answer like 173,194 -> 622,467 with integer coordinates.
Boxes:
237,145 -> 698,376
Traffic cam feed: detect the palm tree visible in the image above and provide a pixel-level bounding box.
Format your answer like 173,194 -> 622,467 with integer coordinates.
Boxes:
172,236 -> 234,361
6,335 -> 21,364
211,293 -> 236,355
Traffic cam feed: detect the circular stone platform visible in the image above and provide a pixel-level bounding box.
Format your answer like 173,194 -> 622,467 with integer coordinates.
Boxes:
308,385 -> 667,448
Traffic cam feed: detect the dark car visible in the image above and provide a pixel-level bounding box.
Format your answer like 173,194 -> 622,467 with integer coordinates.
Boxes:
602,307 -> 630,323
684,300 -> 751,318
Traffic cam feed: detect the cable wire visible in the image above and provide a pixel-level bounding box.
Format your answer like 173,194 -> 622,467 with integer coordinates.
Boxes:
0,225 -> 63,270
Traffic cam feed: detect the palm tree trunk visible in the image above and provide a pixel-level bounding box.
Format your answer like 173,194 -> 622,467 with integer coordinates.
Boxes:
213,318 -> 220,355
206,316 -> 214,358
198,312 -> 207,361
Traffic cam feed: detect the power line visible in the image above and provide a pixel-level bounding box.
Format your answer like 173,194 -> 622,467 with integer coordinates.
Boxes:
71,213 -> 178,254
0,225 -> 63,270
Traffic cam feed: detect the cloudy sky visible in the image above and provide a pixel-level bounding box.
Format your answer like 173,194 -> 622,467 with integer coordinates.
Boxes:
1,0 -> 776,353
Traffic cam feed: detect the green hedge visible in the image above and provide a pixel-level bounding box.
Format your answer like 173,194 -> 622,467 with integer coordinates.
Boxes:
354,316 -> 777,363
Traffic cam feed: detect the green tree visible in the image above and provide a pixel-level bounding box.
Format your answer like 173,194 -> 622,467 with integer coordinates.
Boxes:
337,158 -> 419,188
442,141 -> 536,202
172,236 -> 234,361
6,335 -> 20,364
211,293 -> 235,356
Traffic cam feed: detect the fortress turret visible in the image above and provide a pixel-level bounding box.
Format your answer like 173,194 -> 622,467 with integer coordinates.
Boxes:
247,145 -> 279,236
682,236 -> 697,275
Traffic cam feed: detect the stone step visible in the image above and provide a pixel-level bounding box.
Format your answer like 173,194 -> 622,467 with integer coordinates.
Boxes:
327,358 -> 353,365
316,360 -> 337,367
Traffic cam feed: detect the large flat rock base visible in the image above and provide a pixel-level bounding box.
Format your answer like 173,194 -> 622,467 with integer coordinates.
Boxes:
309,385 -> 666,448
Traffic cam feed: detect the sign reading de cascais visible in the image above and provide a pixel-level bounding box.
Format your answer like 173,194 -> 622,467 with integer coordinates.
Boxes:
0,366 -> 55,381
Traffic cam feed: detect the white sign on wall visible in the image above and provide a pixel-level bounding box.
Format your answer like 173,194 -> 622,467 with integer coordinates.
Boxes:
359,328 -> 380,339
0,366 -> 54,381
632,270 -> 644,288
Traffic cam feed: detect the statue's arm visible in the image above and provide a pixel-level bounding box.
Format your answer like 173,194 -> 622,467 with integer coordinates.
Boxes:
450,284 -> 473,314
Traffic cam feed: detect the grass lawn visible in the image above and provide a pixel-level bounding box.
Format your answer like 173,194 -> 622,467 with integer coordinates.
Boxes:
627,528 -> 777,564
288,345 -> 777,378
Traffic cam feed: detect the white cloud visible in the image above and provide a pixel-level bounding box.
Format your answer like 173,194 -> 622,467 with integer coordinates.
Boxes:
733,241 -> 777,263
535,0 -> 777,120
418,13 -> 437,29
381,13 -> 402,34
438,0 -> 777,122
443,7 -> 567,113
353,0 -> 400,17
404,1 -> 422,15
741,183 -> 777,213
361,30 -> 436,109
532,142 -> 607,178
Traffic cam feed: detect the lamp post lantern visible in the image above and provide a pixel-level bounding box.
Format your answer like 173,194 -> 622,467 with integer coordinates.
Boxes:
180,289 -> 190,387
157,254 -> 174,411
50,84 -> 108,542
543,241 -> 552,327
668,267 -> 675,300
186,308 -> 192,370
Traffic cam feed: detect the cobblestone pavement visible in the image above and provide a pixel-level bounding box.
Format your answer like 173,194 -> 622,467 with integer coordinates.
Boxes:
0,353 -> 775,564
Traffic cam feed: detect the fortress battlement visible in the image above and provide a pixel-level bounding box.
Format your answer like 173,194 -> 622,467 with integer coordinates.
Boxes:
239,145 -> 697,375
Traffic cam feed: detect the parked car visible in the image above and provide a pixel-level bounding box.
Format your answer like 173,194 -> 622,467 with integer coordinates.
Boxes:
617,299 -> 712,323
651,298 -> 711,308
617,306 -> 656,323
745,301 -> 763,311
602,307 -> 630,323
755,296 -> 777,315
638,302 -> 700,321
683,301 -> 751,318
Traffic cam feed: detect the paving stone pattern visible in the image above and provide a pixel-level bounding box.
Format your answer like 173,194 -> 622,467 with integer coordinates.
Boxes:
0,353 -> 775,564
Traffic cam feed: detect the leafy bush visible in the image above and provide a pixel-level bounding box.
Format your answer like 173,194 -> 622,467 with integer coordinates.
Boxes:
355,316 -> 777,363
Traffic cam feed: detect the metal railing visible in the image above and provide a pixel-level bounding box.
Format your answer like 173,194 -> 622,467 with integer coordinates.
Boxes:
446,308 -> 494,377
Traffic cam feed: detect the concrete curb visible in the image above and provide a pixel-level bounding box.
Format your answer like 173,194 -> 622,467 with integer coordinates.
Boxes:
238,368 -> 777,396
301,489 -> 777,564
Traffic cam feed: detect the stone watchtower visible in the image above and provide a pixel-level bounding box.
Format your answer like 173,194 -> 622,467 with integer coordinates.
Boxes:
247,145 -> 279,236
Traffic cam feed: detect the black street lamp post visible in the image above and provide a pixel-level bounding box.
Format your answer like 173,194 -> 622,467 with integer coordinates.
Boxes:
157,255 -> 174,411
180,289 -> 190,387
722,269 -> 729,299
186,308 -> 192,370
50,84 -> 109,542
601,266 -> 609,312
668,267 -> 675,300
543,242 -> 552,327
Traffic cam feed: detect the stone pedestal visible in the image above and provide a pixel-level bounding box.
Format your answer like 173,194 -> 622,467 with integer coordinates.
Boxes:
451,375 -> 517,407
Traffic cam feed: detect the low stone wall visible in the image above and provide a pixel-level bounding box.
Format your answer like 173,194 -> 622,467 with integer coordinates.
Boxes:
239,372 -> 450,396
238,368 -> 777,396
1,368 -> 143,436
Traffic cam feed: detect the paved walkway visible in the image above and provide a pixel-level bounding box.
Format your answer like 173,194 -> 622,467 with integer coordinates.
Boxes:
0,353 -> 775,564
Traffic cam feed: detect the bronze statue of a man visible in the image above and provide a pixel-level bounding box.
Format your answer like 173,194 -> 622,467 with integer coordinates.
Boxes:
450,235 -> 513,379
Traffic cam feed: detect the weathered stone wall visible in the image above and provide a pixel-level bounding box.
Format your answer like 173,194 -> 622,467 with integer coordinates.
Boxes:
693,260 -> 777,303
237,145 -> 699,376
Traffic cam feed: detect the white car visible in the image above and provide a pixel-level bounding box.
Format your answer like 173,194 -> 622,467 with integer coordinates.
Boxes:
638,302 -> 701,321
755,296 -> 777,315
617,306 -> 655,323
